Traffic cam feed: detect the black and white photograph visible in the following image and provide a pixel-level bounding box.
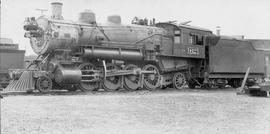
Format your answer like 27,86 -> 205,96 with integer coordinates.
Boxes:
0,0 -> 270,133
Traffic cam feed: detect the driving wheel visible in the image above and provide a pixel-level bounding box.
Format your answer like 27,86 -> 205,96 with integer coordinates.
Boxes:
102,63 -> 121,91
142,64 -> 161,90
123,64 -> 141,91
76,63 -> 99,91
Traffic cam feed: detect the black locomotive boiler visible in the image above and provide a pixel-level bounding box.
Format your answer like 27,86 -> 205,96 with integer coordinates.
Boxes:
10,2 -> 268,92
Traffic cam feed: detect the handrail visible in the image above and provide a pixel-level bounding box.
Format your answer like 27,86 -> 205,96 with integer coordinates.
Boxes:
94,24 -> 111,41
131,34 -> 163,45
97,33 -> 164,46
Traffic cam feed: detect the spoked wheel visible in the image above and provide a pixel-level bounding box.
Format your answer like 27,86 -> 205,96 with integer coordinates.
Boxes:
36,75 -> 52,93
102,63 -> 121,92
142,64 -> 161,90
173,72 -> 186,89
123,64 -> 141,91
76,63 -> 99,92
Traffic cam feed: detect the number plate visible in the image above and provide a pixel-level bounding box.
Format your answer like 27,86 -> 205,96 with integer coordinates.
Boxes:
187,47 -> 199,55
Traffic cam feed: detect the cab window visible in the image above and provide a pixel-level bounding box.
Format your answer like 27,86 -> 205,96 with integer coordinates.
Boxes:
174,30 -> 181,44
189,34 -> 203,45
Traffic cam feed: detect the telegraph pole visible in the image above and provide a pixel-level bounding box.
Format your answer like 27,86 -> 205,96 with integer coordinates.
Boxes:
0,0 -> 2,133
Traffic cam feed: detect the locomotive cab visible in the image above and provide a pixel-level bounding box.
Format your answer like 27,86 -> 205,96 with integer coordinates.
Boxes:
156,22 -> 211,58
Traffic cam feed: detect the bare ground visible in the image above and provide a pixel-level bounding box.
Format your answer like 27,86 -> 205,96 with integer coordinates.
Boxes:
1,88 -> 270,134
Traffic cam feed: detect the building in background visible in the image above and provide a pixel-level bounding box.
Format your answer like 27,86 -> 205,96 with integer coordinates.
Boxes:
0,38 -> 25,89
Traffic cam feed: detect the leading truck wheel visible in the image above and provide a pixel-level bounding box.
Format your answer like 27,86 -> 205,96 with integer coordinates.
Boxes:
173,72 -> 186,89
102,63 -> 121,92
142,64 -> 161,90
36,75 -> 52,93
76,63 -> 99,92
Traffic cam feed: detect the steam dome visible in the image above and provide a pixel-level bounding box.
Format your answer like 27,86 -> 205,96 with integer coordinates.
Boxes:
107,15 -> 121,24
78,10 -> 96,24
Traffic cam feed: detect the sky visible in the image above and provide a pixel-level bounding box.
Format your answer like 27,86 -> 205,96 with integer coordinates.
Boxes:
1,0 -> 270,56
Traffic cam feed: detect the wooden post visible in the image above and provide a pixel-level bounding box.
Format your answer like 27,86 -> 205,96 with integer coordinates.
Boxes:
265,56 -> 269,78
236,67 -> 250,94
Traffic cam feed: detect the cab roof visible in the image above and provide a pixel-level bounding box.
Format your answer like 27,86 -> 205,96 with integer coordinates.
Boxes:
157,22 -> 212,33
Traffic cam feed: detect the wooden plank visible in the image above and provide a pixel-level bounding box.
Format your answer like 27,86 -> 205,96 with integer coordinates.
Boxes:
236,67 -> 250,94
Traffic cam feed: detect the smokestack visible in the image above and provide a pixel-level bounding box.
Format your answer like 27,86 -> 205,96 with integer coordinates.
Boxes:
51,2 -> 63,20
216,26 -> 221,36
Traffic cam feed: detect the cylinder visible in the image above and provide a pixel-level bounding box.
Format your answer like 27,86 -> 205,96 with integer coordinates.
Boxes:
83,48 -> 143,61
51,2 -> 63,20
54,68 -> 82,85
78,10 -> 96,24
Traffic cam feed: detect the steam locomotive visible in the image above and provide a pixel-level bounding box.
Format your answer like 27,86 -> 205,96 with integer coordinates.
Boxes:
9,2 -> 268,93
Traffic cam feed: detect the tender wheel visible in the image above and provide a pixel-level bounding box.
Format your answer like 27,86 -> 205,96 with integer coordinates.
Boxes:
102,63 -> 121,91
76,63 -> 99,92
173,72 -> 186,89
36,75 -> 52,93
142,64 -> 161,90
123,64 -> 141,91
